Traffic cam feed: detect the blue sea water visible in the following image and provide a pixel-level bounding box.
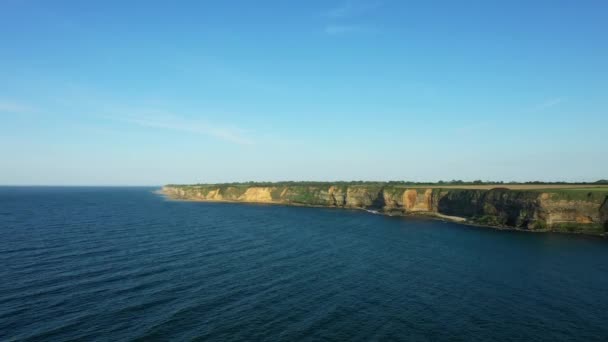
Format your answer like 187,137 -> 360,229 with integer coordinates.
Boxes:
1,187 -> 608,341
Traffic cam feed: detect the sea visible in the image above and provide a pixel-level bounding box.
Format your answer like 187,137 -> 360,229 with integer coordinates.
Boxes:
1,186 -> 607,341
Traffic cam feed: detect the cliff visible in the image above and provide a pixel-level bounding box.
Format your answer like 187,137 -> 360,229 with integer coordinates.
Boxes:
162,184 -> 608,235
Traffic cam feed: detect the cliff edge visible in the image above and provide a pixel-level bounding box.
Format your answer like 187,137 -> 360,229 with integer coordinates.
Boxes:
162,184 -> 608,235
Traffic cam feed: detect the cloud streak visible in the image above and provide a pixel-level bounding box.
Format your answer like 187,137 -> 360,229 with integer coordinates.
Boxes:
322,2 -> 380,18
321,2 -> 380,35
527,98 -> 565,113
118,113 -> 254,145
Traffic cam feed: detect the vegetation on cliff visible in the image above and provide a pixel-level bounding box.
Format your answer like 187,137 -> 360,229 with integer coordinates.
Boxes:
163,182 -> 608,235
167,180 -> 608,188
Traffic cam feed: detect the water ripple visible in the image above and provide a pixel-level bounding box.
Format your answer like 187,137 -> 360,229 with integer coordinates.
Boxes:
1,187 -> 608,341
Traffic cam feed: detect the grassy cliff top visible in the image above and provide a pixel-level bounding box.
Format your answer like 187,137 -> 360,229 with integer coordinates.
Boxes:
166,181 -> 608,191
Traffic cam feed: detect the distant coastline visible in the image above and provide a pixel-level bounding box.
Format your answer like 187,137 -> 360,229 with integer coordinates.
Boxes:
161,182 -> 608,236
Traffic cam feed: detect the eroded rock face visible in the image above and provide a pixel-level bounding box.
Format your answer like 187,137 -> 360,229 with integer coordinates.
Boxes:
437,190 -> 484,218
538,195 -> 600,226
597,197 -> 608,232
402,189 -> 433,212
345,187 -> 382,208
328,186 -> 346,206
239,187 -> 273,202
162,185 -> 608,234
481,189 -> 539,228
206,189 -> 223,200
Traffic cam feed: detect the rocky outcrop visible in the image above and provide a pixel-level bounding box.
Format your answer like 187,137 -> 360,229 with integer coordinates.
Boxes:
240,187 -> 273,202
162,185 -> 608,235
345,186 -> 383,208
328,186 -> 346,206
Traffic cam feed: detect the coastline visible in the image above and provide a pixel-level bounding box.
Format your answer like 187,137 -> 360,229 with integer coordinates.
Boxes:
158,188 -> 607,237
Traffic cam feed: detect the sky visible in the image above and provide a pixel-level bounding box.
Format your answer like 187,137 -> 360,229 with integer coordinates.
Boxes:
0,0 -> 607,185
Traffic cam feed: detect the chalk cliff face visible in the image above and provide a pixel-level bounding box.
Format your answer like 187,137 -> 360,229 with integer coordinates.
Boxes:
162,185 -> 608,235
240,187 -> 273,202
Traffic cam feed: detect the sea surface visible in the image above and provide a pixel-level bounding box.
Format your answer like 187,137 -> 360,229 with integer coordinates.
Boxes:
1,187 -> 608,341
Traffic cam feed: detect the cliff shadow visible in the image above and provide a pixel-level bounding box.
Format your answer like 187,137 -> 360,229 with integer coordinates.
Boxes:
601,196 -> 608,232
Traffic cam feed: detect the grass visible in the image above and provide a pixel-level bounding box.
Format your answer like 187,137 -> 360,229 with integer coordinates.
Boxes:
544,189 -> 608,203
167,182 -> 608,191
166,183 -> 608,204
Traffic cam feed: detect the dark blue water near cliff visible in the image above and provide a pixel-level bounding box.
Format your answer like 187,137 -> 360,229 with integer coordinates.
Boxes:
1,187 -> 608,341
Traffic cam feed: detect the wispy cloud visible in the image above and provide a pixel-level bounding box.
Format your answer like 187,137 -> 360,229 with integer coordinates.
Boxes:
322,1 -> 380,18
527,98 -> 565,113
0,100 -> 32,114
324,25 -> 375,35
117,112 -> 254,145
321,2 -> 380,35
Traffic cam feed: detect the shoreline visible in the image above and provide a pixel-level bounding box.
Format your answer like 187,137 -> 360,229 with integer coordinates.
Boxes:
157,189 -> 607,238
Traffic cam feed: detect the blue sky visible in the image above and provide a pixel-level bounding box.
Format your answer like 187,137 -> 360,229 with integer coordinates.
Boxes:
1,0 -> 606,185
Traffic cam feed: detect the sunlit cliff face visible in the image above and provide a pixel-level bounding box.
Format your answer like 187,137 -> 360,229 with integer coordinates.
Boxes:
162,185 -> 608,235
